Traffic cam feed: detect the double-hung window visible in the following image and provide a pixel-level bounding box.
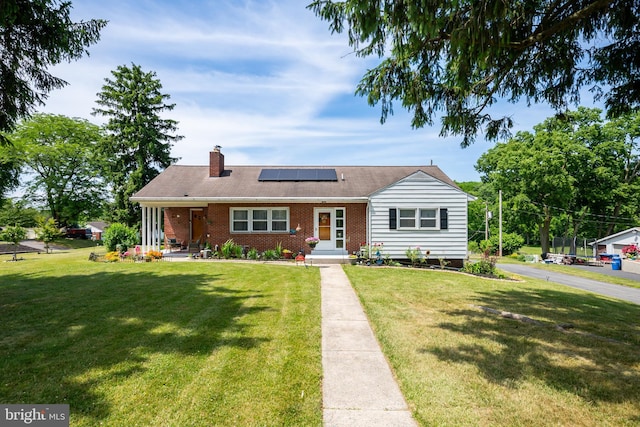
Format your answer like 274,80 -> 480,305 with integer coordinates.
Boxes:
232,210 -> 249,231
231,208 -> 289,232
399,209 -> 417,228
419,209 -> 437,228
252,210 -> 268,231
391,207 -> 446,230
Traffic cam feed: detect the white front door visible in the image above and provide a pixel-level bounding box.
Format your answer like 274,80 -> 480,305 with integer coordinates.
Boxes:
313,207 -> 346,251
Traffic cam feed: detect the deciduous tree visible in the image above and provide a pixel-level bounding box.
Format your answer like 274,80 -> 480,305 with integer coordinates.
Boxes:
9,114 -> 106,227
309,0 -> 639,146
35,216 -> 62,253
476,108 -> 640,253
0,199 -> 39,227
0,225 -> 27,261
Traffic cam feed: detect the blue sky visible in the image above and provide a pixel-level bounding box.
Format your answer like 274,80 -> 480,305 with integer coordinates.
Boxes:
39,0 -> 573,182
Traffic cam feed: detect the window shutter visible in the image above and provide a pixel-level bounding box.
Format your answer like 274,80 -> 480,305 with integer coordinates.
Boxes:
440,208 -> 448,229
389,208 -> 397,230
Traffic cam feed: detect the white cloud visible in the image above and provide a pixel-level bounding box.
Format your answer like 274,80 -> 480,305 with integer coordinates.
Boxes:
36,0 -> 576,183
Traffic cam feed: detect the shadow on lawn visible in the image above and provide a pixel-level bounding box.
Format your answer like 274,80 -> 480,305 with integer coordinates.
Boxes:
422,287 -> 640,406
0,270 -> 270,424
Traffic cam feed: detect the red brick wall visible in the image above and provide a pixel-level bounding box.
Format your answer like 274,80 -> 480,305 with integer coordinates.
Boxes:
163,207 -> 193,247
209,150 -> 224,177
164,203 -> 367,254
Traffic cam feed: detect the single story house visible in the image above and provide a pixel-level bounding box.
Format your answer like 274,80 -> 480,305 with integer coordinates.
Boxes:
86,221 -> 109,241
131,147 -> 473,266
591,227 -> 640,256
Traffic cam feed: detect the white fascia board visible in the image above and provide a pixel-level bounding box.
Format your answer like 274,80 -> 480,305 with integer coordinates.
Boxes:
131,196 -> 368,206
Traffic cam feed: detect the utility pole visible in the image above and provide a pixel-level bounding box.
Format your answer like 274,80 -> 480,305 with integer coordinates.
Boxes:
485,202 -> 488,241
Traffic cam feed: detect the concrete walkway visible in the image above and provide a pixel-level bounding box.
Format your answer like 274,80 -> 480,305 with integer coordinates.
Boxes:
320,264 -> 417,427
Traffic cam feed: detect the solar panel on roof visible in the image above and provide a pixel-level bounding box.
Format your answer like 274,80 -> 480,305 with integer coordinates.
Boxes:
257,169 -> 278,181
296,169 -> 316,181
258,168 -> 338,181
317,169 -> 338,180
279,169 -> 299,180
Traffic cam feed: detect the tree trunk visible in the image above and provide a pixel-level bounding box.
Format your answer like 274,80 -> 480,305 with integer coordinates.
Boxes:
606,204 -> 621,236
539,206 -> 552,254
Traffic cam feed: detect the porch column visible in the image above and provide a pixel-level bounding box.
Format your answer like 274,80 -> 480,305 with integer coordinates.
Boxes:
141,205 -> 147,252
140,206 -> 163,253
153,206 -> 161,252
146,206 -> 153,253
152,207 -> 158,252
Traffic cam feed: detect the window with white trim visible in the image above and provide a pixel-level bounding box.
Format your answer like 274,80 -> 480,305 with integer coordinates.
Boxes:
399,209 -> 416,228
231,208 -> 289,232
419,208 -> 437,228
394,208 -> 443,230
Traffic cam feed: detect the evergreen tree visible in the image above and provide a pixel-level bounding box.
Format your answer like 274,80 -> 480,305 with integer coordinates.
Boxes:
0,0 -> 106,144
92,64 -> 182,227
309,0 -> 639,146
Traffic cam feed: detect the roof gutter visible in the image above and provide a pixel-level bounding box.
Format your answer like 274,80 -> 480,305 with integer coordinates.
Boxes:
130,196 -> 370,206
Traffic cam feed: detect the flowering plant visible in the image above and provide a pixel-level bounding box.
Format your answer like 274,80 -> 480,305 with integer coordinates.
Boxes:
622,244 -> 638,258
146,250 -> 163,260
305,237 -> 320,245
105,251 -> 120,262
406,246 -> 426,266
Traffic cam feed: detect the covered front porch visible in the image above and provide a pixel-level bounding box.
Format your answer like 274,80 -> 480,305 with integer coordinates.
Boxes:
137,202 -> 365,258
139,204 -> 164,253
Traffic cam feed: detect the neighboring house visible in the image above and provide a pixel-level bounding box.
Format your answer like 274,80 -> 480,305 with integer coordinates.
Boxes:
592,227 -> 640,256
86,221 -> 109,241
131,147 -> 473,266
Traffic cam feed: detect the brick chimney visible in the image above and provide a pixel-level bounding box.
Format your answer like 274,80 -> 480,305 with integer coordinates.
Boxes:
209,145 -> 224,177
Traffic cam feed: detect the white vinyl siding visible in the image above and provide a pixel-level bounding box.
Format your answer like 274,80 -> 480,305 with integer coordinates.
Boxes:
369,171 -> 469,259
231,208 -> 289,233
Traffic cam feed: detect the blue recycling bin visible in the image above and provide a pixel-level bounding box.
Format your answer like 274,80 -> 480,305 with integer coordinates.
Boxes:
611,255 -> 622,271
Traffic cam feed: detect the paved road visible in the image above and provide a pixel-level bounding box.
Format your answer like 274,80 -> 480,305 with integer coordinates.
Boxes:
497,263 -> 640,305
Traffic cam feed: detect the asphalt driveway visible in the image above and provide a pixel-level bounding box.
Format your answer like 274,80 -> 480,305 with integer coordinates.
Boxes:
497,263 -> 640,305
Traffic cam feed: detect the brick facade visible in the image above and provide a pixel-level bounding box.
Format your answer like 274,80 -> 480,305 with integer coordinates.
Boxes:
164,202 -> 367,255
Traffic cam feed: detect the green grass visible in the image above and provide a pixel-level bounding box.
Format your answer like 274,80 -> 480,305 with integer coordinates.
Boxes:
344,265 -> 640,427
0,248 -> 322,426
51,238 -> 102,249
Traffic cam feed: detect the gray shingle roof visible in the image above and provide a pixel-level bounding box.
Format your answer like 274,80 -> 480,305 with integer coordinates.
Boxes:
131,164 -> 460,202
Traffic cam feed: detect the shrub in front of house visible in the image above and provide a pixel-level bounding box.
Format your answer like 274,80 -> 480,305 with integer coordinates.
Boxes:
462,254 -> 505,278
247,247 -> 259,260
481,232 -> 525,256
103,223 -> 138,252
262,249 -> 279,260
221,239 -> 236,258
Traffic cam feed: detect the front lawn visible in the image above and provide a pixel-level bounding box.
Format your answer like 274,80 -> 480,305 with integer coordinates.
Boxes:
0,249 -> 322,426
344,266 -> 640,426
